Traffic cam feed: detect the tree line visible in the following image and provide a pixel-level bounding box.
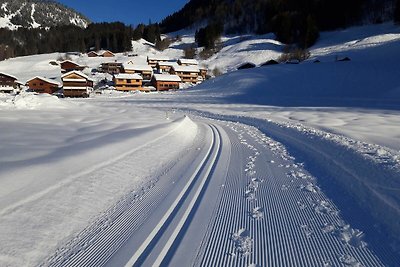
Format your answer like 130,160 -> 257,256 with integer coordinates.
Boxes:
162,0 -> 400,49
0,22 -> 164,61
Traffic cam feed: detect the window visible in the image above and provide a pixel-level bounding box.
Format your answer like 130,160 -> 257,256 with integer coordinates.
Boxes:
127,79 -> 131,83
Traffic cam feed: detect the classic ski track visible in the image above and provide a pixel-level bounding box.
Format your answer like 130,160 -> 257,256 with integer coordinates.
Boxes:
125,123 -> 222,266
41,120 -> 210,267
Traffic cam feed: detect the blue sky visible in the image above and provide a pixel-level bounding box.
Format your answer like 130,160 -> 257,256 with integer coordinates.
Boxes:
56,0 -> 189,26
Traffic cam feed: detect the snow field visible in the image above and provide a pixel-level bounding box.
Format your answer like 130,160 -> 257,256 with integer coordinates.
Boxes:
0,106 -> 198,266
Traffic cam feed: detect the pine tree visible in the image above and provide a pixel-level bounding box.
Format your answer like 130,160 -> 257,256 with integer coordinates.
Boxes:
395,0 -> 400,24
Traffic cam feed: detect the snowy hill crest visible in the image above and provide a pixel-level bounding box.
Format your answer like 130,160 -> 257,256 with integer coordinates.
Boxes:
0,0 -> 89,30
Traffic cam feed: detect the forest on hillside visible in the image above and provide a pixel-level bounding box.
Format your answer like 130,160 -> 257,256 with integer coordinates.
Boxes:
161,0 -> 400,47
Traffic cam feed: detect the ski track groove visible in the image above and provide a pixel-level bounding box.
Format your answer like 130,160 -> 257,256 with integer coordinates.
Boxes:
194,121 -> 385,267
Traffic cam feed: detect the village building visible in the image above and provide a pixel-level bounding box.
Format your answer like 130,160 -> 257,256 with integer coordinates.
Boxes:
152,74 -> 181,91
87,51 -> 99,57
98,50 -> 115,57
156,62 -> 178,74
60,60 -> 86,73
87,50 -> 115,58
122,64 -> 153,80
101,62 -> 123,74
0,72 -> 20,93
113,73 -> 143,91
26,76 -> 61,94
199,68 -> 208,80
177,58 -> 199,66
61,71 -> 94,98
147,55 -> 169,68
169,65 -> 200,83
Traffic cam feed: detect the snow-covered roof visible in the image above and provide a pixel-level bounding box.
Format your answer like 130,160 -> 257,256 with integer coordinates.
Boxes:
178,58 -> 199,65
171,65 -> 200,73
98,50 -> 114,56
26,76 -> 61,86
0,72 -> 17,80
114,73 -> 143,80
153,74 -> 181,82
147,55 -> 170,61
157,62 -> 179,67
123,64 -> 153,72
60,60 -> 85,67
61,70 -> 89,80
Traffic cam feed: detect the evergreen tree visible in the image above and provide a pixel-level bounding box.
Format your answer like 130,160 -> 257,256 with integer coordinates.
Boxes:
395,0 -> 400,24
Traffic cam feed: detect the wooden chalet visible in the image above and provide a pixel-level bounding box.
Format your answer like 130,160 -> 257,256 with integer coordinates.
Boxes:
147,55 -> 169,68
60,60 -> 86,73
113,73 -> 143,91
123,64 -> 153,80
61,71 -> 94,98
169,65 -> 200,83
177,58 -> 199,66
156,62 -> 178,74
152,74 -> 181,91
87,50 -> 115,57
99,50 -> 115,57
0,72 -> 19,93
87,51 -> 99,57
101,62 -> 123,74
26,76 -> 61,94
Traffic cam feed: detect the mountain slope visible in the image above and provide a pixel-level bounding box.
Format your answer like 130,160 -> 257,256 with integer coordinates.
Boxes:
0,0 -> 89,30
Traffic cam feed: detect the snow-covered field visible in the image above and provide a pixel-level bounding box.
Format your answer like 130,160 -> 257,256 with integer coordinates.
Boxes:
0,23 -> 400,266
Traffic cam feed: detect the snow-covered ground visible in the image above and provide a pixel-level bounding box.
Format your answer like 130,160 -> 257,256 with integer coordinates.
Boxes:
0,23 -> 400,266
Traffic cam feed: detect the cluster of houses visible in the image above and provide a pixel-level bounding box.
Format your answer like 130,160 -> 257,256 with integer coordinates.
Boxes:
0,50 -> 208,98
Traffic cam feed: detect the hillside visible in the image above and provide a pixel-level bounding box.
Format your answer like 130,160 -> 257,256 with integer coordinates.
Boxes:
0,0 -> 89,30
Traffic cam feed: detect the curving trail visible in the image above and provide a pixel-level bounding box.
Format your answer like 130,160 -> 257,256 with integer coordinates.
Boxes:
41,117 -> 395,267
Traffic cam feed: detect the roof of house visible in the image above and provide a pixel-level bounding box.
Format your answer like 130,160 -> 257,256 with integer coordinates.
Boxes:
153,74 -> 181,82
171,65 -> 200,73
157,62 -> 179,67
60,60 -> 85,67
0,72 -> 17,80
178,58 -> 199,65
98,50 -> 115,56
61,70 -> 90,80
123,64 -> 153,72
87,51 -> 99,55
26,76 -> 61,86
147,55 -> 170,61
114,73 -> 143,80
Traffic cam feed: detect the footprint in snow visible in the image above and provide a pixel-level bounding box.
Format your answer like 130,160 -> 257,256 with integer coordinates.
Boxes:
339,254 -> 364,267
231,228 -> 253,256
250,206 -> 264,220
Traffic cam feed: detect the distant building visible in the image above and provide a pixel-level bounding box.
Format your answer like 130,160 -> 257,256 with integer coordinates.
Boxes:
123,64 -> 153,80
60,60 -> 86,73
101,62 -> 123,74
170,65 -> 200,83
177,58 -> 199,66
199,68 -> 208,80
152,74 -> 181,91
147,55 -> 169,68
87,51 -> 99,57
62,71 -> 93,98
113,73 -> 143,91
0,72 -> 20,93
156,62 -> 178,74
87,50 -> 115,57
26,76 -> 61,94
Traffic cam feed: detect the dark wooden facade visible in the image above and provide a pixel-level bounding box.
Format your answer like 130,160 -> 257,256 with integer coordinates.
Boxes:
101,62 -> 123,74
0,72 -> 18,93
152,74 -> 181,91
60,60 -> 86,73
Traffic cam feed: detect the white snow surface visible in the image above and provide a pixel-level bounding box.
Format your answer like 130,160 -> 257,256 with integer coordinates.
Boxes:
0,22 -> 400,266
